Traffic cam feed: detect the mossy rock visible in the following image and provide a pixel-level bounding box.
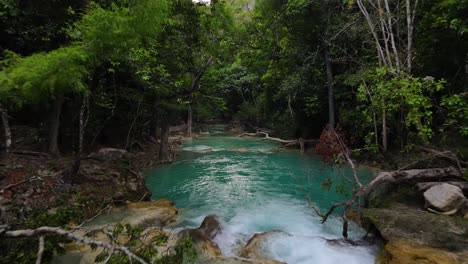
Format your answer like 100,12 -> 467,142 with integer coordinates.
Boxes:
377,240 -> 465,264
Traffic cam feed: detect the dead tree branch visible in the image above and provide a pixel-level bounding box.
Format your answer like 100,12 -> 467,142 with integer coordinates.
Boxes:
1,226 -> 148,264
35,236 -> 45,264
0,176 -> 41,194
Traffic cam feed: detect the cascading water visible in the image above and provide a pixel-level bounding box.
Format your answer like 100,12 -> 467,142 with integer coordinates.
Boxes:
145,134 -> 379,264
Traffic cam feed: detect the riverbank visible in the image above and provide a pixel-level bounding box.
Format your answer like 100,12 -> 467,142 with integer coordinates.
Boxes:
0,135 -> 185,262
1,123 -> 467,264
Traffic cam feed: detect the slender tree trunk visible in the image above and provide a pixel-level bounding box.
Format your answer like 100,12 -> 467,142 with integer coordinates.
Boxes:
325,51 -> 335,128
382,107 -> 388,152
384,0 -> 401,71
0,104 -> 11,154
78,93 -> 89,155
48,96 -> 64,156
405,0 -> 418,73
159,121 -> 171,163
187,105 -> 192,138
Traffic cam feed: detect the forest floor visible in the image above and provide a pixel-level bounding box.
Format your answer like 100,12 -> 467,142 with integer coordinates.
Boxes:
0,135 -> 184,226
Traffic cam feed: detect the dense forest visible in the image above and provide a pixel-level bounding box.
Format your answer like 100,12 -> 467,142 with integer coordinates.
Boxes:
0,0 -> 467,263
0,0 -> 466,158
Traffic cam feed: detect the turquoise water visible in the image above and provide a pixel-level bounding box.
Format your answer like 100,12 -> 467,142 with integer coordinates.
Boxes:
145,135 -> 378,263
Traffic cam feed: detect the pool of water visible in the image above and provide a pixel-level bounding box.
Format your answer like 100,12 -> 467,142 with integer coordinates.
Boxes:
145,135 -> 378,264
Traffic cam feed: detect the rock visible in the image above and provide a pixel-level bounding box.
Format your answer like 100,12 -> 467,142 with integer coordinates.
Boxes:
227,147 -> 250,152
126,199 -> 178,227
362,203 -> 468,262
239,231 -> 290,260
127,199 -> 174,209
377,240 -> 464,264
95,148 -> 129,161
423,183 -> 466,213
177,215 -> 223,260
180,215 -> 222,243
126,181 -> 138,192
208,257 -> 285,264
193,148 -> 213,154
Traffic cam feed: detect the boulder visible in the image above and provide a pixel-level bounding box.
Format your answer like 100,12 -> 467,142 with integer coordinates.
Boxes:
362,203 -> 468,262
95,148 -> 129,161
239,231 -> 290,261
177,215 -> 223,260
126,199 -> 178,227
377,240 -> 463,264
423,183 -> 466,213
180,215 -> 222,243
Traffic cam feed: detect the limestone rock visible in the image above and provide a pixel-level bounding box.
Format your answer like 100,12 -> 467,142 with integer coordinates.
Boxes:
180,215 -> 222,243
227,147 -> 250,152
239,231 -> 290,261
423,183 -> 466,213
377,240 -> 464,264
178,215 -> 223,260
126,199 -> 178,227
363,203 -> 468,263
127,199 -> 174,209
193,148 -> 213,154
95,148 -> 129,161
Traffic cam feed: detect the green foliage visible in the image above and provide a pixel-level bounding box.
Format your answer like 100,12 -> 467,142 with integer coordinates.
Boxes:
441,93 -> 468,136
72,0 -> 170,63
0,45 -> 89,107
357,67 -> 445,147
0,203 -> 84,264
94,224 -> 196,264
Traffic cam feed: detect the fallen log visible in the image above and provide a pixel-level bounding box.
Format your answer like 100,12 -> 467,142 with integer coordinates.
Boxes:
12,150 -> 49,157
239,131 -> 318,152
310,166 -> 464,239
0,226 -> 148,264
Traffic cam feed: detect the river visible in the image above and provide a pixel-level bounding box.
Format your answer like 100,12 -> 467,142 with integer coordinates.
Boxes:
145,132 -> 379,264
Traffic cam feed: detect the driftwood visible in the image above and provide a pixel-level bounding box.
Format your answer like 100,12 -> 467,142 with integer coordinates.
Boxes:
311,166 -> 463,239
0,176 -> 41,195
306,126 -> 465,239
12,150 -> 49,157
239,131 -> 318,152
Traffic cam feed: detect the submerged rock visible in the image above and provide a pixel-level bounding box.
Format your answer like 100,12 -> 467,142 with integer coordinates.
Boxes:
227,147 -> 250,152
193,148 -> 213,153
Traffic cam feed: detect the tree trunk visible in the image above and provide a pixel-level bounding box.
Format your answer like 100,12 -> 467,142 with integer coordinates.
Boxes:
48,96 -> 64,156
187,105 -> 192,138
159,122 -> 171,163
78,93 -> 89,155
382,107 -> 388,152
0,104 -> 11,154
405,0 -> 414,73
325,51 -> 335,128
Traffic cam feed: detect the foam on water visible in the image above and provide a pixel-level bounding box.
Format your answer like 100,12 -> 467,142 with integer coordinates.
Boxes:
146,135 -> 378,263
